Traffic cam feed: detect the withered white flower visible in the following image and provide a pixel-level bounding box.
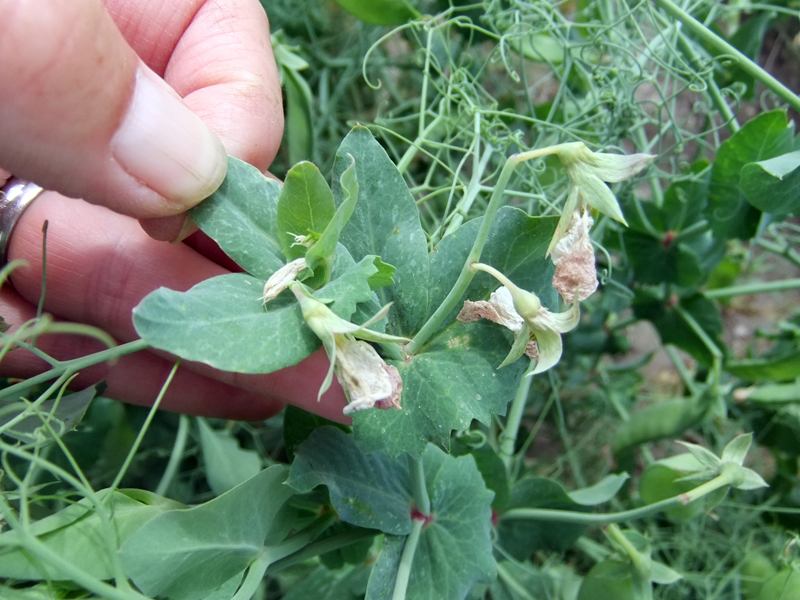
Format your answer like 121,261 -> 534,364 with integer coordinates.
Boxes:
466,263 -> 580,375
547,142 -> 654,256
457,287 -> 538,361
262,258 -> 308,304
291,283 -> 409,415
551,211 -> 598,303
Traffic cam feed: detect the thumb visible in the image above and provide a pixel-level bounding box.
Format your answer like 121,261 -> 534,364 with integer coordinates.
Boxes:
0,0 -> 227,219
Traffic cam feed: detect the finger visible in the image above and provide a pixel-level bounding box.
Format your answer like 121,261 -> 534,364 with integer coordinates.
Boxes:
0,0 -> 227,219
7,193 -> 349,422
107,0 -> 283,172
0,286 -> 282,419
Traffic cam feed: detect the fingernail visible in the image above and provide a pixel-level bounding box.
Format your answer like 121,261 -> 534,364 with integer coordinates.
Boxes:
111,67 -> 227,212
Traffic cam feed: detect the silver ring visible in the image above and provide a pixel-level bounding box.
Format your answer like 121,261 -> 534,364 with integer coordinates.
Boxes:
0,177 -> 44,266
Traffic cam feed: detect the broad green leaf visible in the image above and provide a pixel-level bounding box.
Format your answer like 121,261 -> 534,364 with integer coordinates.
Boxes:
741,150 -> 800,216
758,568 -> 800,600
287,426 -> 413,535
650,561 -> 682,585
133,273 -> 317,373
721,432 -> 753,465
197,417 -> 262,496
485,562 -> 582,600
365,445 -> 496,600
353,209 -> 558,459
277,161 -> 336,261
0,490 -> 176,580
0,382 -> 103,443
305,156 -> 359,285
623,230 -> 704,288
495,477 -> 589,559
451,435 -> 511,510
332,0 -> 420,25
353,321 -> 528,459
638,463 -> 707,521
577,560 -> 650,600
707,110 -> 794,239
133,253 -> 382,374
331,126 -> 430,335
280,564 -> 370,600
190,156 -> 284,280
726,349 -> 800,382
283,404 -> 350,461
119,466 -> 295,600
568,473 -> 630,506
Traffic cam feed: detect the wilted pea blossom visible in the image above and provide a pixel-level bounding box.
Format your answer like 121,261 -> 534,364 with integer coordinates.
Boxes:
457,286 -> 539,362
551,211 -> 598,303
291,283 -> 410,416
461,263 -> 580,375
262,258 -> 308,303
547,142 -> 654,257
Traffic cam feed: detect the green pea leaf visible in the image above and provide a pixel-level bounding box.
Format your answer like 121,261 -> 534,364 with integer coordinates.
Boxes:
331,126 -> 430,335
707,110 -> 795,239
197,417 -> 262,496
133,252 -> 382,374
0,382 -> 103,444
305,155 -> 360,285
190,156 -> 284,280
0,490 -> 178,580
741,150 -> 800,217
568,473 -> 630,506
332,0 -> 420,25
119,466 -> 295,600
365,445 -> 496,600
277,161 -> 336,261
287,426 -> 414,535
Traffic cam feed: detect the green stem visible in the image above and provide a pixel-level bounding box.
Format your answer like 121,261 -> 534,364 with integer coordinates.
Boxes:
0,338 -> 149,400
155,413 -> 191,497
396,114 -> 443,175
496,563 -> 537,600
110,361 -> 180,491
499,360 -> 535,468
266,528 -> 377,574
705,278 -> 800,299
230,552 -> 271,600
440,142 -> 494,240
653,0 -> 800,113
606,524 -> 651,579
391,518 -> 424,600
409,455 -> 431,516
502,472 -> 734,525
406,153 -> 523,354
673,304 -> 722,361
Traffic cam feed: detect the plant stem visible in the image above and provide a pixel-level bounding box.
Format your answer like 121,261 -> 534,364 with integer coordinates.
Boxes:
155,413 -> 191,497
110,361 -> 179,491
499,360 -> 535,468
705,278 -> 800,299
406,153 -> 523,354
501,472 -> 734,525
266,528 -> 377,574
653,0 -> 800,113
391,518 -> 424,600
409,455 -> 431,516
0,339 -> 149,401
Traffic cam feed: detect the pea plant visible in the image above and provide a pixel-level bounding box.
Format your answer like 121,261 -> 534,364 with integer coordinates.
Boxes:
3,1 -> 800,599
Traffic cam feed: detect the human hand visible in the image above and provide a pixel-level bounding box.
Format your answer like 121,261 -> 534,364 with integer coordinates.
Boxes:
0,0 -> 348,422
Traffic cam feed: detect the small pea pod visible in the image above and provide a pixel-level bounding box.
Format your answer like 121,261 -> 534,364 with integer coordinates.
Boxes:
612,388 -> 715,456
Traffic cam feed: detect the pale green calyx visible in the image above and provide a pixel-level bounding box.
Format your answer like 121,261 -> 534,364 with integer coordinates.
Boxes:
466,263 -> 580,375
660,433 -> 768,491
547,142 -> 654,256
291,283 -> 410,415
